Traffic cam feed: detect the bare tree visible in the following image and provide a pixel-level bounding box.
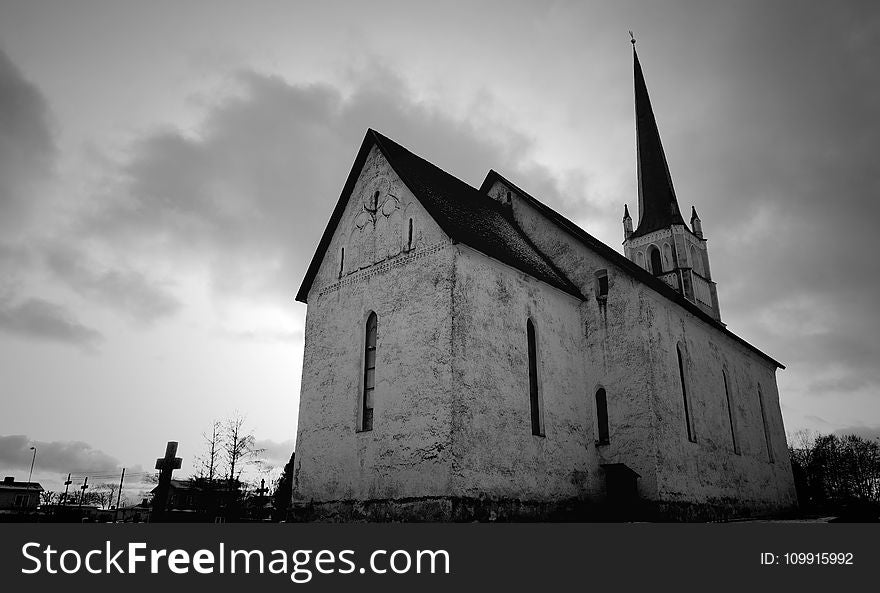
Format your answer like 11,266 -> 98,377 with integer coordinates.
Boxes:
224,413 -> 264,482
194,419 -> 224,484
40,490 -> 57,506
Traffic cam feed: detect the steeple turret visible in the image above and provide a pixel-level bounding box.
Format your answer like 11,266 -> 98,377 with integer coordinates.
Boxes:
623,204 -> 633,240
690,206 -> 703,238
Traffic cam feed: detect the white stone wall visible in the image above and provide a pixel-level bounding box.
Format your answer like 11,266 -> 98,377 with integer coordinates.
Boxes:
448,246 -> 601,501
485,178 -> 796,512
293,147 -> 456,504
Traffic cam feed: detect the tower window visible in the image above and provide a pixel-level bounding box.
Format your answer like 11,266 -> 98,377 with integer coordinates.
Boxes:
595,387 -> 609,445
677,344 -> 696,442
361,312 -> 377,432
372,191 -> 380,211
723,369 -> 739,454
407,218 -> 414,251
758,384 -> 774,463
527,319 -> 543,436
595,269 -> 609,301
649,245 -> 663,275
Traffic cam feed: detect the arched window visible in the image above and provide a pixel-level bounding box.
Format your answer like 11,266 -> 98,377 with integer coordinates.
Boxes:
723,369 -> 739,454
527,319 -> 543,436
649,245 -> 663,275
372,190 -> 380,211
407,218 -> 414,251
758,385 -> 774,463
677,344 -> 696,442
595,388 -> 609,445
361,312 -> 377,431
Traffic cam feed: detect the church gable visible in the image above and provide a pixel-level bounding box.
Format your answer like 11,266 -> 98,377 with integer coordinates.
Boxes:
303,142 -> 449,300
297,129 -> 582,303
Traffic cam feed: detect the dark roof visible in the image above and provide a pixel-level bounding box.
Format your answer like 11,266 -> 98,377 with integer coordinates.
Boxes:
479,169 -> 784,369
295,129 -> 583,302
0,480 -> 44,492
631,47 -> 687,239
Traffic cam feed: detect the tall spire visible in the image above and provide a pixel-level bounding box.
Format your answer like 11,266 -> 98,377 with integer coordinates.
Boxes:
631,37 -> 685,238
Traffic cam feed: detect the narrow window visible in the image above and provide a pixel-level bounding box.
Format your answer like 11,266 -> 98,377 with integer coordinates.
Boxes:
758,385 -> 774,463
677,344 -> 696,442
527,319 -> 543,436
338,247 -> 345,278
595,269 -> 609,301
595,388 -> 609,445
407,218 -> 413,251
362,312 -> 377,431
372,190 -> 380,211
723,370 -> 739,454
649,246 -> 663,275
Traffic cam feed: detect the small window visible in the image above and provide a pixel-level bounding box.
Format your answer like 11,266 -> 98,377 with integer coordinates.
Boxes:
361,313 -> 377,431
595,388 -> 609,445
595,269 -> 609,301
677,344 -> 696,442
758,385 -> 774,463
527,319 -> 543,436
372,191 -> 380,211
407,218 -> 414,251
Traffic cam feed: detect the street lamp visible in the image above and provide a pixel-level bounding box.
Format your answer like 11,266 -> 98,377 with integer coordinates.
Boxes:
26,446 -> 37,511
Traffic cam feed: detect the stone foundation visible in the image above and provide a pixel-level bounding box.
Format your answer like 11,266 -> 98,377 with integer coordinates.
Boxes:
289,496 -> 796,523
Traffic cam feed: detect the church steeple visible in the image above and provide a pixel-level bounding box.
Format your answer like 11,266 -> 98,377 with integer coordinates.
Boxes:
631,38 -> 686,239
622,35 -> 722,323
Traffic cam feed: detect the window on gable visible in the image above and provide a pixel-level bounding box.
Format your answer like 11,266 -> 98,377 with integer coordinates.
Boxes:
339,247 -> 345,279
527,319 -> 544,436
407,218 -> 414,251
595,387 -> 610,445
361,312 -> 377,432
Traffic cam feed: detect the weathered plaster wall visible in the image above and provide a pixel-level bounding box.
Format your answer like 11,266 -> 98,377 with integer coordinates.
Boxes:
449,246 -> 601,502
485,178 -> 796,514
643,290 -> 797,511
293,147 -> 456,506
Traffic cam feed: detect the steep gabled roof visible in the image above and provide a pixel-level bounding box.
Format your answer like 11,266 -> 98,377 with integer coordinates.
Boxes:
295,129 -> 583,302
479,169 -> 784,369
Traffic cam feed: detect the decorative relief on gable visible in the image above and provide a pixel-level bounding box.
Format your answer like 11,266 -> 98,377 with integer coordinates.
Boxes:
317,239 -> 451,299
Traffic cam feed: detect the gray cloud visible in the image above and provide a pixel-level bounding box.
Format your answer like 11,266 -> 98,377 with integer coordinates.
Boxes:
0,297 -> 102,348
833,426 -> 880,442
253,438 -> 294,469
0,47 -> 56,235
82,64 -> 601,307
0,435 -> 120,474
42,245 -> 180,325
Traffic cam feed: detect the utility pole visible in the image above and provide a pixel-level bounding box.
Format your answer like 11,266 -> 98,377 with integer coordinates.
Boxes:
115,468 -> 125,522
26,446 -> 36,512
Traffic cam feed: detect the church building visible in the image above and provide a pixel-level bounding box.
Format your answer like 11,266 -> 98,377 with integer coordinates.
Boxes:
291,45 -> 797,521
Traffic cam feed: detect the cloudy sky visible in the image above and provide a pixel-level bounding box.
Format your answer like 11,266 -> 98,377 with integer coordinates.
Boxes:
1,0 -> 878,495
